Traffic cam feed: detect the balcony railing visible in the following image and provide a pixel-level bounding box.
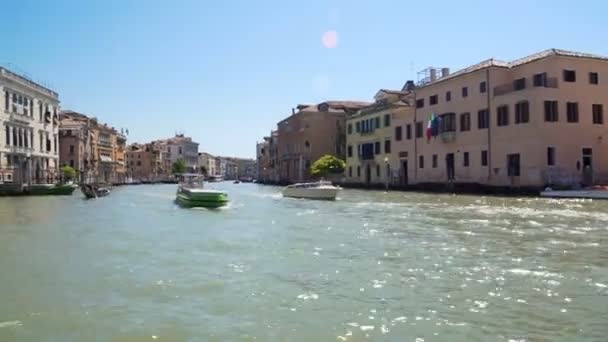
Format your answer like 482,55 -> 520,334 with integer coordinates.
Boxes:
494,77 -> 558,96
440,131 -> 456,143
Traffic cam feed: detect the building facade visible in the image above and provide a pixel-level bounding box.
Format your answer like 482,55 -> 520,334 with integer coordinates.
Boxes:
256,137 -> 272,182
198,152 -> 216,176
277,101 -> 369,183
59,111 -> 127,184
165,134 -> 199,173
0,66 -> 60,185
345,87 -> 414,187
390,49 -> 608,189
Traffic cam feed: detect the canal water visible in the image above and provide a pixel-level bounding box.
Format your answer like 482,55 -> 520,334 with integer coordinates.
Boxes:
0,184 -> 607,341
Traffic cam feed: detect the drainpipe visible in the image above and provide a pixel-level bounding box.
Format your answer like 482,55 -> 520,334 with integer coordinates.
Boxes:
486,68 -> 492,181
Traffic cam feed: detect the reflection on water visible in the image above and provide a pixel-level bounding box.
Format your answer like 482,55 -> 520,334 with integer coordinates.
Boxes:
1,184 -> 607,341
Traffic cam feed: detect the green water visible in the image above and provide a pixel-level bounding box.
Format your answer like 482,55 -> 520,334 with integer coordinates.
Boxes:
1,184 -> 607,341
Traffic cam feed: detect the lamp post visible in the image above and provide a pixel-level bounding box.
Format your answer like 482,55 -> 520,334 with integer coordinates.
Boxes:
384,156 -> 389,190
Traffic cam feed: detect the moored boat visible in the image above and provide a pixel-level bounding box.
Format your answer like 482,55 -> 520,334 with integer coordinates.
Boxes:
281,181 -> 340,200
176,174 -> 229,208
81,184 -> 111,199
25,183 -> 77,196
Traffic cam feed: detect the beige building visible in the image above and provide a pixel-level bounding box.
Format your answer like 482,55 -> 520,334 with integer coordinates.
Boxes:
59,111 -> 127,184
0,66 -> 60,185
277,101 -> 369,183
389,49 -> 608,189
345,86 -> 415,187
256,137 -> 272,182
198,152 -> 216,176
165,134 -> 199,173
126,142 -> 167,182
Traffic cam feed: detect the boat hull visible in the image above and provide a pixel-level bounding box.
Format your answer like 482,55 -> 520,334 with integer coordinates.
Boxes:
282,187 -> 339,200
176,188 -> 229,208
25,184 -> 77,196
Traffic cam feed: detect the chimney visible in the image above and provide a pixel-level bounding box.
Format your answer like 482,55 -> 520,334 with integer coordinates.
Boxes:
292,108 -> 295,115
404,80 -> 415,91
430,68 -> 437,82
441,68 -> 450,78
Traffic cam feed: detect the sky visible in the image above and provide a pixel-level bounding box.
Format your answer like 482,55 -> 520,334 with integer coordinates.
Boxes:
1,0 -> 606,158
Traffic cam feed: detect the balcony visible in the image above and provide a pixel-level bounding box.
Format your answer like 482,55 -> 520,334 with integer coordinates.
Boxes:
440,131 -> 456,143
494,77 -> 558,96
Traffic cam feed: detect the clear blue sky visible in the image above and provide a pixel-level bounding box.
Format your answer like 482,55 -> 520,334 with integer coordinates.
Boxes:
1,0 -> 606,158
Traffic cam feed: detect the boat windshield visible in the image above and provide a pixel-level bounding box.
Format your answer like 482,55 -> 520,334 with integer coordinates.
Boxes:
179,174 -> 204,187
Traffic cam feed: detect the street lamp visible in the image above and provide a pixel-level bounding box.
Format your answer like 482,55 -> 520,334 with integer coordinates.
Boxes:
384,156 -> 389,190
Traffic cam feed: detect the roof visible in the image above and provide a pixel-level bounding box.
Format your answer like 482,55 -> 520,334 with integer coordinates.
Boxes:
418,48 -> 608,89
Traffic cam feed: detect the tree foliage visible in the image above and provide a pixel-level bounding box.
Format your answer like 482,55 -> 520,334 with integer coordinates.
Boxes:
61,165 -> 76,180
172,159 -> 187,174
310,155 -> 345,178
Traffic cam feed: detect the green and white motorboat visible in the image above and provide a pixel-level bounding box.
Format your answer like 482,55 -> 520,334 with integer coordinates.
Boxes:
176,174 -> 229,208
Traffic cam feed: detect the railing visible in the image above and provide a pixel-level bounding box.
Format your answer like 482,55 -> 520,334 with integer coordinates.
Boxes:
440,131 -> 456,143
494,77 -> 558,96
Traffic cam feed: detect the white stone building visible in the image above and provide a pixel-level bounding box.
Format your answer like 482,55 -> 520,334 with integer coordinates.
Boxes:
1,66 -> 60,184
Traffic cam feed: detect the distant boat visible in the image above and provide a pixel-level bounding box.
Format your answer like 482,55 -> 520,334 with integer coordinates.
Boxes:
207,175 -> 224,182
233,180 -> 241,184
282,181 -> 340,200
176,174 -> 229,208
80,184 -> 111,199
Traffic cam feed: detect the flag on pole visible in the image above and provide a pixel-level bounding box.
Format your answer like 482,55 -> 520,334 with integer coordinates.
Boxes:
426,113 -> 434,141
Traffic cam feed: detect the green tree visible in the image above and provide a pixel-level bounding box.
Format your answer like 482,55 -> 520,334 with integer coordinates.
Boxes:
61,165 -> 76,181
310,155 -> 345,178
172,159 -> 187,175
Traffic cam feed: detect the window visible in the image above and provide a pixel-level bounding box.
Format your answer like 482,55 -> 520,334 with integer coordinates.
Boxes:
478,109 -> 489,129
514,78 -> 526,90
70,160 -> 74,168
356,121 -> 361,133
416,99 -> 424,108
440,113 -> 456,132
593,104 -> 604,124
547,147 -> 555,166
507,154 -> 520,176
406,124 -> 412,140
384,140 -> 391,154
395,126 -> 402,141
376,164 -> 380,177
357,166 -> 360,177
179,147 -> 183,154
463,152 -> 469,167
566,102 -> 579,123
348,124 -> 352,134
563,70 -> 576,82
481,150 -> 488,166
348,167 -> 352,177
69,145 -> 75,154
430,95 -> 438,105
460,113 -> 471,131
515,101 -> 530,124
544,101 -> 559,122
137,160 -> 142,166
432,154 -> 438,168
497,105 -> 509,126
480,81 -> 487,93
374,141 -> 381,155
347,145 -> 353,158
446,91 -> 451,102
5,126 -> 9,145
462,86 -> 468,97
589,72 -> 599,85
419,155 -> 424,168
375,117 -> 381,129
415,122 -> 423,138
533,72 -> 547,87
13,128 -> 18,146
4,91 -> 8,111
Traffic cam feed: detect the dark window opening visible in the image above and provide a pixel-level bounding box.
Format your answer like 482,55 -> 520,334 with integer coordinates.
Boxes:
446,91 -> 451,102
395,126 -> 402,141
375,117 -> 381,129
347,145 -> 353,158
415,122 -> 423,138
355,121 -> 361,133
416,99 -> 424,108
374,142 -> 381,155
593,104 -> 604,124
563,69 -> 576,82
430,95 -> 438,105
533,72 -> 547,87
481,150 -> 488,166
406,124 -> 412,140
589,72 -> 599,85
463,152 -> 469,167
384,114 -> 391,127
419,155 -> 424,169
440,113 -> 456,132
515,101 -> 530,124
566,102 -> 579,123
497,105 -> 509,126
479,82 -> 486,93
376,164 -> 380,177
478,109 -> 489,129
544,101 -> 559,122
460,113 -> 471,131
547,147 -> 555,166
384,140 -> 391,154
462,86 -> 468,98
347,124 -> 352,134
432,154 -> 438,168
514,77 -> 526,90
507,154 -> 521,177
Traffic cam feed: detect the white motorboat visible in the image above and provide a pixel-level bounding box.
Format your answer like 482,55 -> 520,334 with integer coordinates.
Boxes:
281,181 -> 340,200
